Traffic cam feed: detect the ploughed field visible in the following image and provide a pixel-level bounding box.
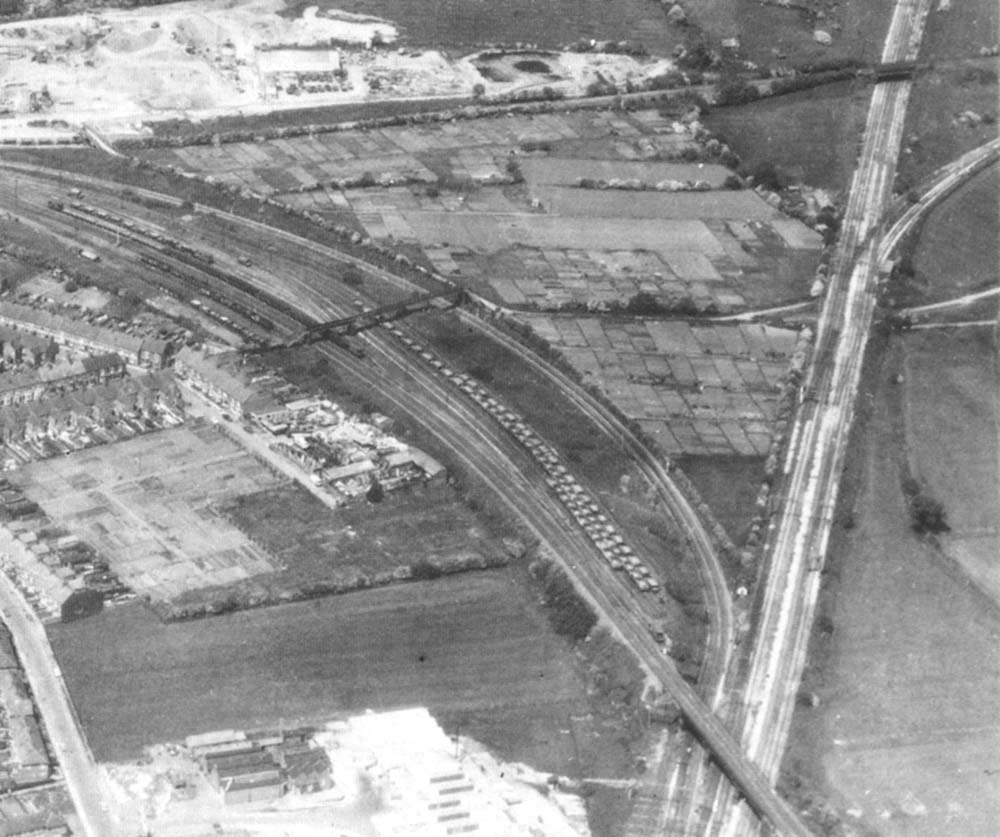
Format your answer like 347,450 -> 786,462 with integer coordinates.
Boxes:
49,569 -> 605,774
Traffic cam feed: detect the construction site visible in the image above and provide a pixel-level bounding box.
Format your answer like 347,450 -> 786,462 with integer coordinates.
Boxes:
0,0 -> 682,142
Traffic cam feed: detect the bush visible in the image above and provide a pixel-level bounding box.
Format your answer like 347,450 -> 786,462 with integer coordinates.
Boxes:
410,560 -> 443,580
532,560 -> 597,641
890,253 -> 915,282
910,492 -> 949,534
715,78 -> 761,106
901,477 -> 949,534
341,268 -> 364,287
677,40 -> 716,72
749,161 -> 785,191
468,364 -> 494,383
625,291 -> 667,315
366,480 -> 384,503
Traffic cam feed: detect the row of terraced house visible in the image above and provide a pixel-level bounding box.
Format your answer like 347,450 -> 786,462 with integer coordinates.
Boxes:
0,372 -> 181,445
0,626 -> 50,789
0,353 -> 126,407
0,302 -> 171,368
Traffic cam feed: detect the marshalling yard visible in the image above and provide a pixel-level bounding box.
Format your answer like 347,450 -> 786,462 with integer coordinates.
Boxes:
0,0 -> 996,833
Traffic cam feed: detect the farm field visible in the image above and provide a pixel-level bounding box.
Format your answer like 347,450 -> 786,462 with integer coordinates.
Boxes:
9,423 -> 284,602
783,333 -> 1000,836
48,569 -> 624,779
704,83 -> 869,192
290,0 -> 682,53
910,164 -> 998,303
520,315 -> 798,456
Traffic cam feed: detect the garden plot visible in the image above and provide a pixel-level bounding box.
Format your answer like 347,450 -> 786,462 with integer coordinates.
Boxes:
9,423 -> 285,602
145,108 -> 683,196
523,315 -> 797,455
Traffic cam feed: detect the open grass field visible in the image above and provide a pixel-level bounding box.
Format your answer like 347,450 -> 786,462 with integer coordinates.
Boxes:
9,424 -> 285,602
48,567 -> 635,782
704,82 -> 868,191
900,65 -> 997,185
911,164 -> 998,303
674,455 -> 763,546
211,478 -> 502,590
921,0 -> 999,61
902,327 -> 1000,605
717,0 -> 893,68
783,333 -> 1000,835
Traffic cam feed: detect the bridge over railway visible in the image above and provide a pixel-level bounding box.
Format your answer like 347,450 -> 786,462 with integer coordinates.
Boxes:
282,289 -> 465,348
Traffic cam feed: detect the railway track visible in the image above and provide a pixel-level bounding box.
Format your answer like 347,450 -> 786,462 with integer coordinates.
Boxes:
697,0 -> 941,833
0,160 -> 812,835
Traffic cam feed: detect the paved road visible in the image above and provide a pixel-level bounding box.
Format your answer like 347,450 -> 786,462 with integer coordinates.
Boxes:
0,575 -> 118,836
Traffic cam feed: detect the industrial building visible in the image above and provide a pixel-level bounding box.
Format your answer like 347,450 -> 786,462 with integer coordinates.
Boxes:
186,727 -> 332,806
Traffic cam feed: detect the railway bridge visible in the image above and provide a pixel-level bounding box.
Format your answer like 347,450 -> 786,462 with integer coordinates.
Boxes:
284,288 -> 465,348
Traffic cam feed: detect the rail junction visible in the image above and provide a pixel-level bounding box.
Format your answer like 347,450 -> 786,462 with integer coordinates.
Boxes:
1,34 -> 993,829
